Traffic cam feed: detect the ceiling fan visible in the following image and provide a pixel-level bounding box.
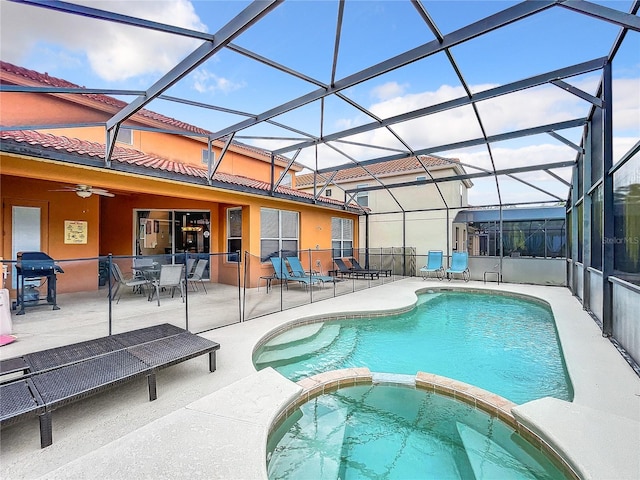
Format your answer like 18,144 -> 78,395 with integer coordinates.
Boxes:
50,184 -> 115,198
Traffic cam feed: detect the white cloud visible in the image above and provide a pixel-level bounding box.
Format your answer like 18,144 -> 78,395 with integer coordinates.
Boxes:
1,0 -> 206,82
192,69 -> 245,95
370,81 -> 408,101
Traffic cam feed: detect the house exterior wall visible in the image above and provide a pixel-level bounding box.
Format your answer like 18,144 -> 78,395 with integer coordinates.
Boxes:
0,65 -> 357,295
1,152 -> 358,292
1,90 -> 292,183
299,167 -> 468,258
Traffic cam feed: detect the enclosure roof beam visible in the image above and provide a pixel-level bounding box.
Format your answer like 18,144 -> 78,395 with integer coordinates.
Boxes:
211,0 -> 555,141
345,160 -> 575,193
273,56 -> 605,155
318,118 -> 587,174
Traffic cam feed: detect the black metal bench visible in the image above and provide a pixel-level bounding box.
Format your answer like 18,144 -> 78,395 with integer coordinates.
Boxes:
0,324 -> 220,448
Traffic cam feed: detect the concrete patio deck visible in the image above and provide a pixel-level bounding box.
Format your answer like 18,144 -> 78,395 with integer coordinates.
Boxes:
1,278 -> 639,479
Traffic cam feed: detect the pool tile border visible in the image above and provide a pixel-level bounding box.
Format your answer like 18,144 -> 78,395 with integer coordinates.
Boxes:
268,368 -> 579,480
413,371 -> 579,479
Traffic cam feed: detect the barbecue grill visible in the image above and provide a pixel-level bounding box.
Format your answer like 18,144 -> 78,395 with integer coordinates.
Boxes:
14,251 -> 64,315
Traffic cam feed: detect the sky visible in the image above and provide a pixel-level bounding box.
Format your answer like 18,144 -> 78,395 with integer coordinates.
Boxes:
1,0 -> 639,207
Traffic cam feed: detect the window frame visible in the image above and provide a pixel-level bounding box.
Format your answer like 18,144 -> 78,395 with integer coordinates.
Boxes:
116,127 -> 133,145
331,217 -> 353,258
227,207 -> 242,262
260,208 -> 299,262
356,183 -> 369,207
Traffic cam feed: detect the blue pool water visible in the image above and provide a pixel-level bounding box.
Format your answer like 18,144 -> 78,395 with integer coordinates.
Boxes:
255,291 -> 573,404
267,384 -> 568,479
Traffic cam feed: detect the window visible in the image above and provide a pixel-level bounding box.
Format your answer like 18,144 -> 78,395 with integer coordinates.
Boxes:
227,208 -> 242,262
591,186 -> 603,269
116,127 -> 133,145
467,219 -> 565,258
325,188 -> 332,197
356,184 -> 369,207
281,173 -> 292,187
202,148 -> 213,165
332,217 -> 353,258
416,176 -> 426,182
260,208 -> 299,262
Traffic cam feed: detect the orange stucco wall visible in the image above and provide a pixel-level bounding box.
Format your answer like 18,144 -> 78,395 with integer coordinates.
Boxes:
2,90 -> 289,182
1,175 -> 101,295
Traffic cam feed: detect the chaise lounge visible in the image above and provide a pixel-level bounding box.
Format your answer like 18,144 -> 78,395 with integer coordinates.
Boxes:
269,257 -> 319,290
0,323 -> 220,448
286,256 -> 338,284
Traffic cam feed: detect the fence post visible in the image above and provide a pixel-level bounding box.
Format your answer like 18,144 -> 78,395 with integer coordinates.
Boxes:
237,251 -> 242,323
184,254 -> 189,332
107,254 -> 113,336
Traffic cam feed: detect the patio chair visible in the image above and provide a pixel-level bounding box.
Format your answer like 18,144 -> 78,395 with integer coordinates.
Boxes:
133,257 -> 155,280
419,250 -> 444,280
188,259 -> 208,294
149,264 -> 185,306
445,252 -> 470,282
111,263 -> 150,303
286,256 -> 337,284
186,257 -> 196,276
269,257 -> 318,290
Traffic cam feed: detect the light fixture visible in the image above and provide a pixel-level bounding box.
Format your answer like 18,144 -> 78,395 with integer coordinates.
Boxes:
76,190 -> 92,198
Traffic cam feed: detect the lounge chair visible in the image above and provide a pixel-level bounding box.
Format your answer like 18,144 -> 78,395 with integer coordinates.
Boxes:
446,252 -> 470,282
269,257 -> 319,290
349,257 -> 391,277
286,256 -> 338,284
188,259 -> 208,293
333,258 -> 379,279
419,250 -> 444,280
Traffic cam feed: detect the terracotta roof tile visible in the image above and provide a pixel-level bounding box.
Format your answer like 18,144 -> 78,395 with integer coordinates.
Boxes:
0,61 -> 296,167
0,130 -> 350,208
295,156 -> 460,187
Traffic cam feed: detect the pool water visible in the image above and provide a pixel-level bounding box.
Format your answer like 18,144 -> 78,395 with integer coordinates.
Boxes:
267,384 -> 568,479
255,291 -> 573,404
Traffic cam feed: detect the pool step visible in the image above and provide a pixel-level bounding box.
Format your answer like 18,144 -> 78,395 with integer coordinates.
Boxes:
456,422 -> 538,480
255,324 -> 341,366
268,398 -> 348,479
261,323 -> 323,350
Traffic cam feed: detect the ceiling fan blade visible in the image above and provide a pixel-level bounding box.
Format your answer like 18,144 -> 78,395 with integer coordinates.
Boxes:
92,190 -> 115,197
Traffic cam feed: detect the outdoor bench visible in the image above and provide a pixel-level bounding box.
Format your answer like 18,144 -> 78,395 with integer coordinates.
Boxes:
0,323 -> 220,448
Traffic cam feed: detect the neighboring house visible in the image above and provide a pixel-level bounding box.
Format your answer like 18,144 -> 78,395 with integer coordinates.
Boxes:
0,61 -> 360,294
296,156 -> 472,258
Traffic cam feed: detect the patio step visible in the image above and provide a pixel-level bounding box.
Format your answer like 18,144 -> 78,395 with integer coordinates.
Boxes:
255,324 -> 341,366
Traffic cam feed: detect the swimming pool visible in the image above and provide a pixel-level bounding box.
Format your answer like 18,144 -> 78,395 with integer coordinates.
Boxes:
267,384 -> 568,479
254,290 -> 573,404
